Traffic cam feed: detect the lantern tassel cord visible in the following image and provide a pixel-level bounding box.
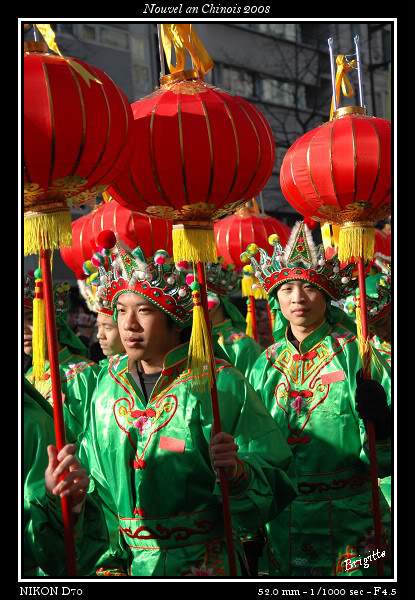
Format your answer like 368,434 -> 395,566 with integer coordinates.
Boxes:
196,261 -> 237,577
247,296 -> 258,343
40,248 -> 78,577
266,302 -> 274,340
356,257 -> 385,577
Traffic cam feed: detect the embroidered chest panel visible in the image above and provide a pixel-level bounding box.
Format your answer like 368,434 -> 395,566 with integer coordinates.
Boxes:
267,333 -> 354,446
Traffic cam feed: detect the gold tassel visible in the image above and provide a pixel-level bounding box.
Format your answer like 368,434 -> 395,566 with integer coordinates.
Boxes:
24,211 -> 72,256
245,297 -> 255,340
355,294 -> 373,377
338,223 -> 375,263
241,276 -> 267,299
187,286 -> 214,393
32,275 -> 46,383
172,225 -> 217,264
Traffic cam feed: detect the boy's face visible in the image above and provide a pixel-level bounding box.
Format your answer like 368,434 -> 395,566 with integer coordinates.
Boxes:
96,312 -> 125,356
23,307 -> 33,355
276,280 -> 327,329
115,294 -> 181,364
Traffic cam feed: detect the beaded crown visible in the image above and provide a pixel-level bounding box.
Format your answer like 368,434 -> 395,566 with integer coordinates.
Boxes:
240,221 -> 358,301
205,258 -> 242,297
24,271 -> 71,317
88,235 -> 194,327
344,271 -> 391,325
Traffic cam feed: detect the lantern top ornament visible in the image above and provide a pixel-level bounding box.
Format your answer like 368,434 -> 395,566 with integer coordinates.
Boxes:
241,221 -> 358,302
86,231 -> 194,327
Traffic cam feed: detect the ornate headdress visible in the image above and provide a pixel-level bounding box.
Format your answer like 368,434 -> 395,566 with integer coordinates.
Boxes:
240,221 -> 358,302
85,231 -> 194,327
205,258 -> 241,298
24,270 -> 71,317
344,271 -> 391,325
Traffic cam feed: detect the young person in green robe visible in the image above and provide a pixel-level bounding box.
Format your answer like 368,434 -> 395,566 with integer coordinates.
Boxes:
205,259 -> 263,380
244,222 -> 392,577
51,232 -> 298,577
24,271 -> 101,445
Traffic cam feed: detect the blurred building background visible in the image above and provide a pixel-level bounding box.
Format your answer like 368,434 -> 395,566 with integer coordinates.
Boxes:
23,22 -> 392,281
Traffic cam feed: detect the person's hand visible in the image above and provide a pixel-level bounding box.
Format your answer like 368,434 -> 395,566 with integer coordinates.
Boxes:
45,444 -> 89,513
209,431 -> 239,481
355,369 -> 391,439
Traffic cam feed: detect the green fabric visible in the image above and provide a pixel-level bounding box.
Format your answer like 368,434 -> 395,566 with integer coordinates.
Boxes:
23,378 -> 108,576
220,296 -> 247,333
56,316 -> 88,357
79,344 -> 297,576
212,319 -> 263,380
26,347 -> 101,446
249,320 -> 392,577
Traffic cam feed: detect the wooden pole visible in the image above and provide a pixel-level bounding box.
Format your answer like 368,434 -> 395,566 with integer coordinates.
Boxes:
40,248 -> 78,577
196,261 -> 237,577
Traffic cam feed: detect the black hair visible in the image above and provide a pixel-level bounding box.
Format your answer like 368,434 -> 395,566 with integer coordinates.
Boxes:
166,314 -> 192,344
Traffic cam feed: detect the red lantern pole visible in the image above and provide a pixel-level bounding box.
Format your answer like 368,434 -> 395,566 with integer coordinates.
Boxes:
196,261 -> 237,577
40,248 -> 78,577
357,256 -> 384,576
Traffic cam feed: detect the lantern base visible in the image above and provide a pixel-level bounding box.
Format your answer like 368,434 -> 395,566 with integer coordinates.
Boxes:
338,222 -> 375,263
172,223 -> 217,263
241,276 -> 267,300
24,210 -> 72,256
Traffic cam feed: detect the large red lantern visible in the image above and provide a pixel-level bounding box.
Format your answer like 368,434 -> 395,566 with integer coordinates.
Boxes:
280,106 -> 391,262
24,39 -> 135,256
91,200 -> 173,259
108,70 -> 275,264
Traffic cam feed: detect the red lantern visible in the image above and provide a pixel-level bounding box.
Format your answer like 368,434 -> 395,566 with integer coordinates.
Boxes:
90,200 -> 173,259
215,205 -> 291,270
24,40 -> 135,256
280,106 -> 391,261
108,69 -> 275,263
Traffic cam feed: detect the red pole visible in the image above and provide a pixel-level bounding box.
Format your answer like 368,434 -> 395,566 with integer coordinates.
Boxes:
40,248 -> 78,577
357,256 -> 384,576
248,296 -> 258,342
196,261 -> 237,577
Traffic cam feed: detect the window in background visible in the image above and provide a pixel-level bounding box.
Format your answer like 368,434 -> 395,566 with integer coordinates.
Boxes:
222,66 -> 254,97
260,77 -> 306,108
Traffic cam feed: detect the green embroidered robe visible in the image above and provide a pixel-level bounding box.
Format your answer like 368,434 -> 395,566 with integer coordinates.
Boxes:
212,319 -> 264,380
249,320 -> 392,577
26,346 -> 101,445
23,378 -> 107,577
79,342 -> 297,577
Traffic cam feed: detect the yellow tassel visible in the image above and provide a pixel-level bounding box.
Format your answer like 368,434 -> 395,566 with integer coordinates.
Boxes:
338,223 -> 375,263
24,211 -> 72,256
245,298 -> 255,340
241,276 -> 267,299
172,225 -> 217,264
187,287 -> 214,393
32,278 -> 46,383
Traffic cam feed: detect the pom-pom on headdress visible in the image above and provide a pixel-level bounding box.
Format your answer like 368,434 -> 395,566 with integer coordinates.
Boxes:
24,271 -> 71,317
241,221 -> 358,302
84,230 -> 194,327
